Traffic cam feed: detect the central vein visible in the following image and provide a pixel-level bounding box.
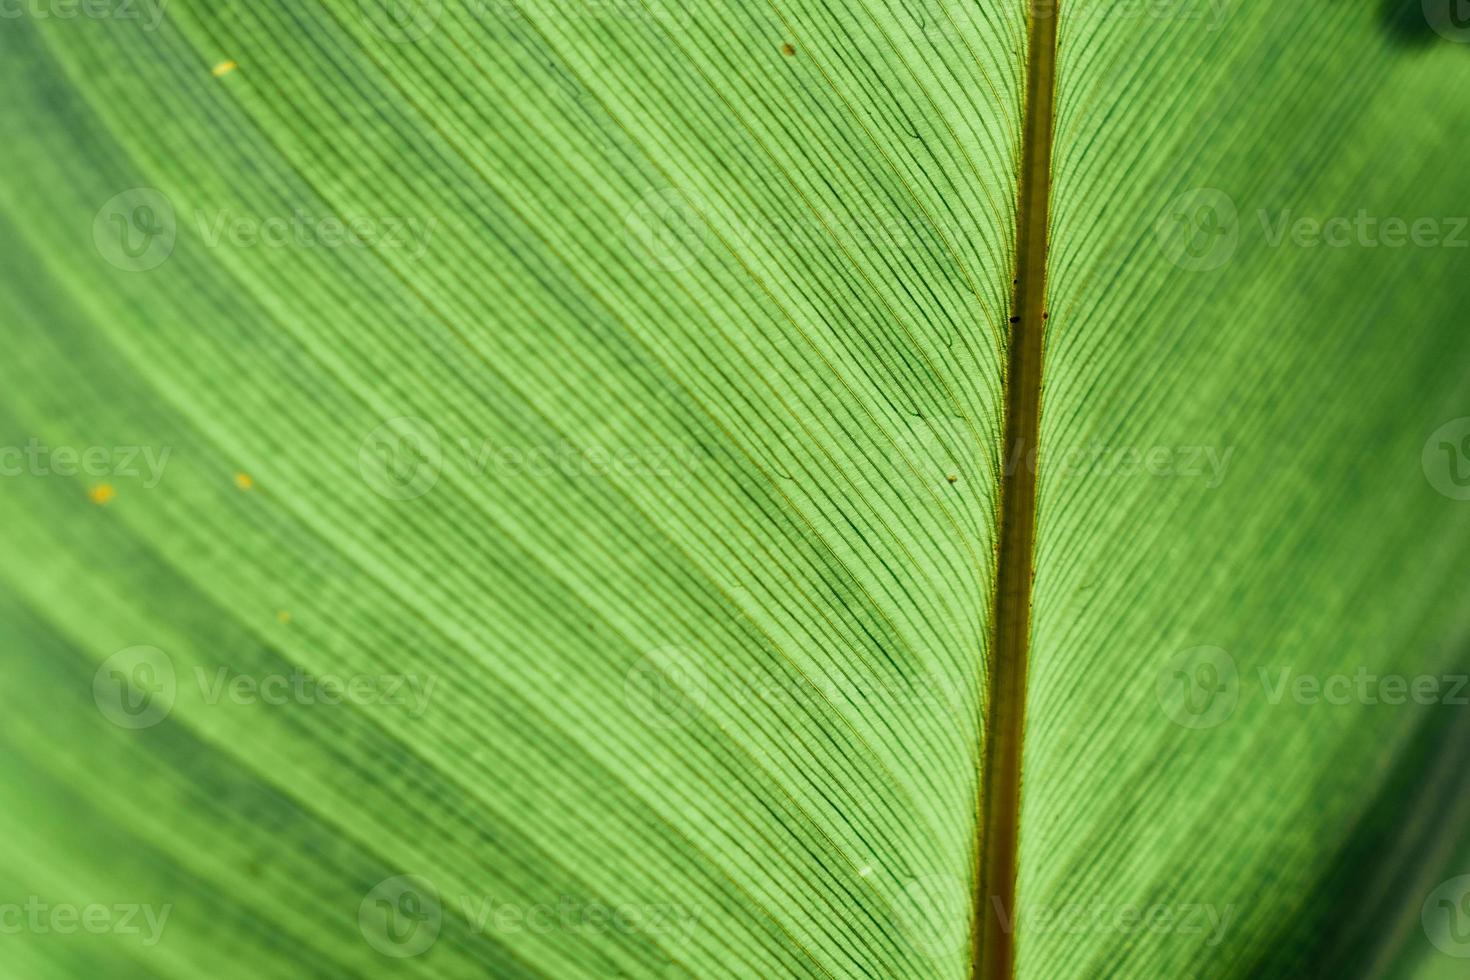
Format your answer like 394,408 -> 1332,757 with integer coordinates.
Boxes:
972,2 -> 1058,979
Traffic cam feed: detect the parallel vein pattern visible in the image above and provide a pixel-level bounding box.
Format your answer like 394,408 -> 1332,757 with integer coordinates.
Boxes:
0,3 -> 1023,978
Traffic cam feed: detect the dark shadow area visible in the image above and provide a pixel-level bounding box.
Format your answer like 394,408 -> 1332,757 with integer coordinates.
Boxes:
1382,0 -> 1466,45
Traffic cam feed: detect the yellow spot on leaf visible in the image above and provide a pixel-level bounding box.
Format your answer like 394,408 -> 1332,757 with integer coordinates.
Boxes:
234,472 -> 254,490
212,60 -> 238,78
781,43 -> 796,57
947,474 -> 959,484
88,484 -> 116,505
276,610 -> 292,624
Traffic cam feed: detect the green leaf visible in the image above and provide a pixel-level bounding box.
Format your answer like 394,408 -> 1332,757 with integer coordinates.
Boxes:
1,1 -> 1468,978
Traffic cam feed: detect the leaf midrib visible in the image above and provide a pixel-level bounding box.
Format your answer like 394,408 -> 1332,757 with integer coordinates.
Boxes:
973,3 -> 1058,978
